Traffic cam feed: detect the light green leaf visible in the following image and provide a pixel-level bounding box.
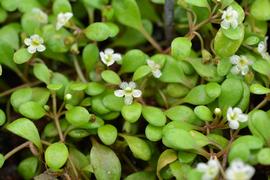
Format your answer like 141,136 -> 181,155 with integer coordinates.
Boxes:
185,0 -> 209,8
121,102 -> 142,123
66,106 -> 90,126
132,65 -> 151,81
19,101 -> 46,120
18,156 -> 39,180
101,70 -> 121,85
142,106 -> 166,127
156,149 -> 177,180
13,48 -> 32,64
250,84 -> 270,94
257,148 -> 270,165
112,0 -> 142,30
6,118 -> 42,150
45,143 -> 69,170
52,0 -> 72,14
90,140 -> 121,180
82,44 -> 99,72
33,63 -> 52,84
171,37 -> 192,60
98,124 -> 118,145
250,0 -> 270,20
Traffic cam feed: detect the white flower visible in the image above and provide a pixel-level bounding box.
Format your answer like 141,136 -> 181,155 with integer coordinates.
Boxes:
230,55 -> 252,76
56,12 -> 73,30
65,93 -> 72,100
24,34 -> 46,54
32,8 -> 48,24
226,107 -> 248,129
258,36 -> 269,59
225,159 -> 255,180
99,48 -> 122,66
221,6 -> 239,29
196,157 -> 220,180
214,108 -> 222,115
147,59 -> 162,78
114,81 -> 142,105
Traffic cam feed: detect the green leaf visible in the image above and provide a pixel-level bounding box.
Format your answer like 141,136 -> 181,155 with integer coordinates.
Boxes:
102,94 -> 124,111
132,65 -> 151,81
221,24 -> 245,40
217,57 -> 232,76
83,0 -> 109,9
233,135 -> 263,150
125,171 -> 156,180
244,36 -> 260,46
92,96 -> 111,114
236,82 -> 250,111
0,25 -> 19,49
112,0 -> 142,30
69,82 -> 87,91
218,78 -> 243,110
84,22 -> 116,41
145,124 -> 163,142
0,153 -> 4,168
6,118 -> 42,150
13,48 -> 32,64
178,151 -> 197,164
194,106 -> 213,122
142,106 -> 166,127
183,85 -> 216,105
19,101 -> 46,120
0,40 -> 17,72
10,88 -> 32,110
1,0 -> 19,11
52,0 -> 72,14
122,135 -> 151,161
165,106 -> 197,124
101,70 -> 121,85
205,82 -> 221,98
82,44 -> 99,72
0,109 -> 6,126
156,149 -> 177,180
45,143 -> 69,170
257,148 -> 270,165
85,82 -> 105,96
185,0 -> 209,8
171,37 -> 192,60
121,102 -> 142,123
252,60 -> 270,76
90,140 -> 121,180
250,84 -> 270,94
18,156 -> 38,180
66,106 -> 90,126
69,147 -> 89,171
250,0 -> 270,20
162,128 -> 197,150
120,49 -> 148,73
214,29 -> 244,57
228,143 -> 250,163
166,83 -> 189,98
33,63 -> 52,84
98,124 -> 118,145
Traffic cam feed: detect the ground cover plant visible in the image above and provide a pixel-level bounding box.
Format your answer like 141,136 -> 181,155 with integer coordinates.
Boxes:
0,0 -> 270,179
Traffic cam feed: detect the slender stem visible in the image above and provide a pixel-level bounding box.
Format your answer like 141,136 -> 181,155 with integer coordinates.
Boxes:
52,92 -> 65,142
254,97 -> 268,110
164,0 -> 174,43
158,89 -> 169,109
139,27 -> 162,52
72,55 -> 87,83
68,156 -> 79,178
4,141 -> 30,160
0,81 -> 41,97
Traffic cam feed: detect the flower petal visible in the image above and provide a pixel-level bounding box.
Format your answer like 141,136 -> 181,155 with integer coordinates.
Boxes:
24,38 -> 31,46
112,53 -> 122,62
196,163 -> 208,172
238,114 -> 248,122
230,55 -> 240,64
229,120 -> 239,130
27,46 -> 37,54
124,95 -> 133,105
37,45 -> 46,52
120,82 -> 129,89
132,89 -> 142,98
153,69 -> 162,78
230,65 -> 240,75
114,90 -> 125,97
128,81 -> 136,89
104,48 -> 114,55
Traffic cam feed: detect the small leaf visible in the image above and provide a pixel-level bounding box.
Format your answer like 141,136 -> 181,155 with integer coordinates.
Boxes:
233,135 -> 263,150
18,156 -> 38,180
194,106 -> 213,122
0,153 -> 5,168
122,135 -> 151,161
45,143 -> 69,170
82,44 -> 99,72
33,63 -> 52,84
185,0 -> 209,8
228,143 -> 250,163
221,24 -> 245,40
102,94 -> 124,111
85,82 -> 105,96
218,78 -> 243,110
142,106 -> 166,127
84,22 -> 112,41
112,0 -> 142,30
66,106 -> 90,126
125,171 -> 156,180
250,0 -> 270,21
6,118 -> 42,150
156,149 -> 177,180
101,70 -> 121,85
250,84 -> 270,94
145,124 -> 163,142
98,124 -> 118,145
90,140 -> 121,180
184,85 -> 216,105
13,48 -> 32,64
19,101 -> 46,120
171,37 -> 192,60
132,65 -> 151,81
120,49 -> 148,73
165,106 -> 197,124
257,148 -> 270,165
10,88 -> 32,110
47,84 -> 63,91
52,0 -> 71,14
0,109 -> 6,126
121,102 -> 142,123
252,60 -> 270,76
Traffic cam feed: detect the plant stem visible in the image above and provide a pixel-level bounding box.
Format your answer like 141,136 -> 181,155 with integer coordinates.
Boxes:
52,92 -> 65,142
164,0 -> 174,43
4,141 -> 30,160
139,27 -> 163,52
0,81 -> 41,97
72,55 -> 87,83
